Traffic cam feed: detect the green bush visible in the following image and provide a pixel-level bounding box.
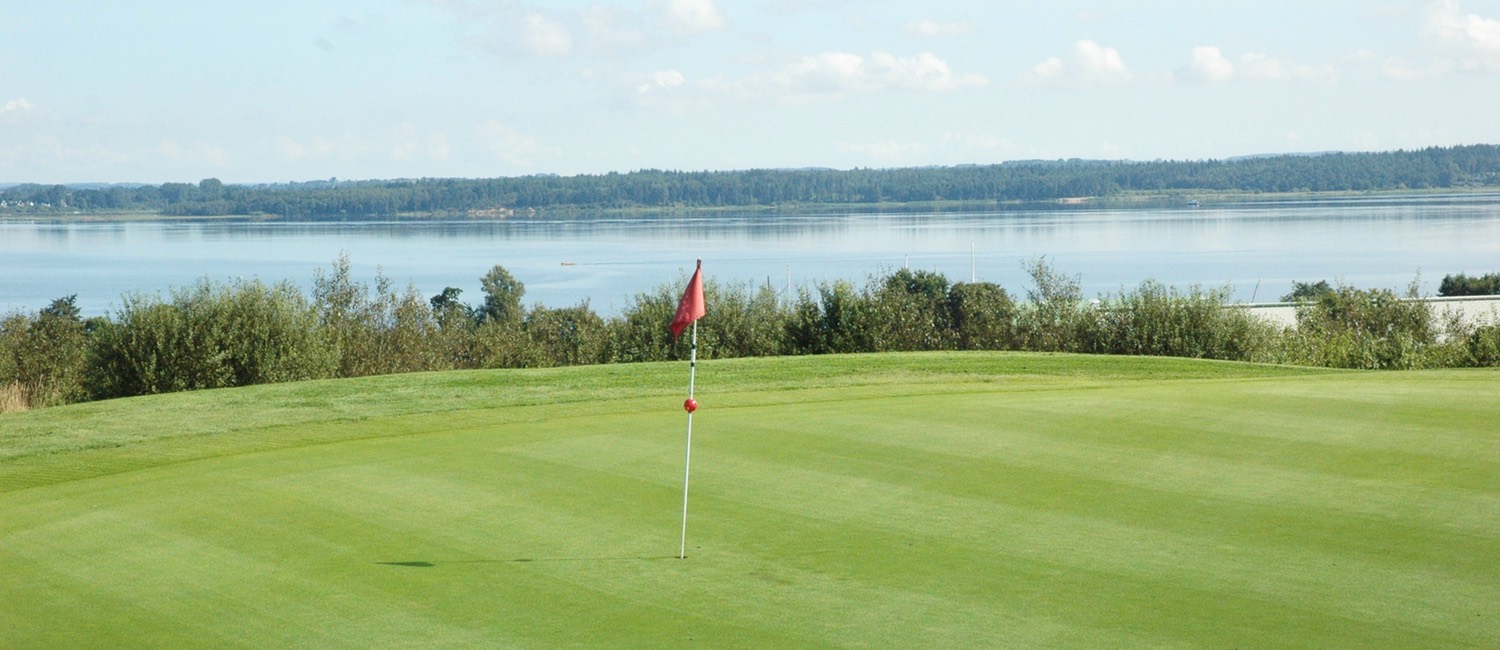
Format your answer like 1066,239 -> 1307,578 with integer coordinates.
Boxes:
313,254 -> 379,377
868,269 -> 953,352
610,282 -> 685,363
313,255 -> 445,377
1016,257 -> 1098,352
1096,281 -> 1274,361
0,296 -> 89,407
372,280 -> 446,375
701,282 -> 787,358
471,320 -> 542,369
824,280 -> 878,353
19,255 -> 1499,408
947,282 -> 1018,351
1282,280 -> 1335,303
1283,283 -> 1438,369
783,288 -> 827,356
87,293 -> 221,398
86,279 -> 335,399
1464,324 -> 1500,366
218,280 -> 334,385
527,303 -> 612,367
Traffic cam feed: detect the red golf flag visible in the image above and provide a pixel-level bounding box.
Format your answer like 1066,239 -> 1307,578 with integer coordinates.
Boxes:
670,260 -> 706,339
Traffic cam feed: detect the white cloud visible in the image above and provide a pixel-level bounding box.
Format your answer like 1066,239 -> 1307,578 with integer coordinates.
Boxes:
275,136 -> 311,160
390,123 -> 451,162
1236,52 -> 1286,80
1032,57 -> 1064,79
426,1 -> 728,60
906,19 -> 973,38
1,98 -> 44,125
478,121 -> 558,167
582,5 -> 649,52
204,145 -> 229,167
1173,47 -> 1338,84
1381,57 -> 1454,80
424,1 -> 729,60
939,131 -> 1018,156
275,127 -> 456,166
152,139 -> 227,167
783,52 -> 870,93
637,69 -> 686,94
2,98 -> 37,113
753,50 -> 986,100
661,0 -> 728,35
1075,40 -> 1129,77
1183,46 -> 1235,83
634,50 -> 984,109
428,132 -> 451,161
1028,40 -> 1131,85
1426,0 -> 1500,72
875,52 -> 986,91
521,13 -> 573,57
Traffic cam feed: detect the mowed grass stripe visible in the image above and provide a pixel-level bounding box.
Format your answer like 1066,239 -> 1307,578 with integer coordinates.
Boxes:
0,353 -> 1321,479
695,390 -> 1497,646
2,354 -> 1497,647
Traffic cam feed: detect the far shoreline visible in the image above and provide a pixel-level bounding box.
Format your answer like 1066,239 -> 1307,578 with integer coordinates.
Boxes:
3,187 -> 1498,224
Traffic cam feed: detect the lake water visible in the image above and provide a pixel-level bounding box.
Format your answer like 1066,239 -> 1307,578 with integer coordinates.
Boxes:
4,193 -> 1500,317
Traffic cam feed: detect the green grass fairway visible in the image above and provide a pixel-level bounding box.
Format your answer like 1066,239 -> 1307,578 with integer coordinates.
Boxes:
3,353 -> 1498,648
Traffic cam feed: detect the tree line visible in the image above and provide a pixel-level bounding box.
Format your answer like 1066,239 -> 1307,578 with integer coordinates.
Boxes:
4,145 -> 1499,218
5,256 -> 1500,413
1439,273 -> 1500,297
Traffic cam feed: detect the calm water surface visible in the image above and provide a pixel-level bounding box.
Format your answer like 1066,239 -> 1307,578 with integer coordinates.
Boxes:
4,194 -> 1499,317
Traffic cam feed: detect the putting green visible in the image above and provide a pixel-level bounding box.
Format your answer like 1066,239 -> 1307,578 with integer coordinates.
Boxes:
2,354 -> 1497,647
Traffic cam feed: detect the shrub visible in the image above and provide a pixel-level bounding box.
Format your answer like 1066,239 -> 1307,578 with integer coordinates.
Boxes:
611,281 -> 685,363
86,279 -> 335,399
801,280 -> 877,354
947,282 -> 1017,350
215,280 -> 336,385
1284,283 -> 1438,369
372,279 -> 447,375
0,296 -> 89,407
1096,281 -> 1274,361
87,294 -> 219,398
784,280 -> 885,356
527,303 -> 612,367
868,268 -> 953,351
783,288 -> 829,355
702,281 -> 786,358
313,255 -> 445,377
471,320 -> 542,368
313,254 -> 378,377
1282,280 -> 1335,303
1016,257 -> 1099,352
1465,324 -> 1500,366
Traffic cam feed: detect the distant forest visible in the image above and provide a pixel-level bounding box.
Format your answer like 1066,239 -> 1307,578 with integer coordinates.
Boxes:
4,144 -> 1499,219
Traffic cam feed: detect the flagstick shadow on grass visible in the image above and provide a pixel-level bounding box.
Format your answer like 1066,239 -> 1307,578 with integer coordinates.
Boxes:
377,556 -> 681,568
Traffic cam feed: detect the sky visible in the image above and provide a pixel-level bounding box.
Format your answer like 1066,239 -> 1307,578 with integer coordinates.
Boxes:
3,0 -> 1499,184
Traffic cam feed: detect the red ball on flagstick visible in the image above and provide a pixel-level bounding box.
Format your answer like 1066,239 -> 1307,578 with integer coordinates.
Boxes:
684,398 -> 698,413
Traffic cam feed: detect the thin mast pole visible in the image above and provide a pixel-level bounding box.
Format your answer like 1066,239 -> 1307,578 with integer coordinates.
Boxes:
679,320 -> 698,559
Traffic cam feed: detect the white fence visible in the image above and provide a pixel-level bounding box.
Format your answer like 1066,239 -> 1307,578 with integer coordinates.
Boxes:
1239,296 -> 1500,329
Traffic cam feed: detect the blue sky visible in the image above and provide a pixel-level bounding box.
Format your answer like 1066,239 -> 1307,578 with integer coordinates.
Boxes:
3,0 -> 1499,184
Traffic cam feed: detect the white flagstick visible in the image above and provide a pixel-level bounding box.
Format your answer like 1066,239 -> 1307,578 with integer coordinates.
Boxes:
679,320 -> 698,559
